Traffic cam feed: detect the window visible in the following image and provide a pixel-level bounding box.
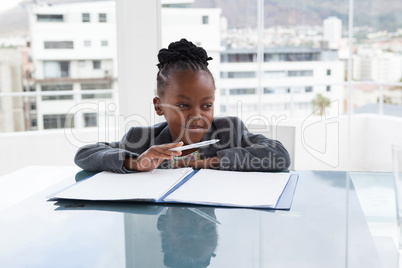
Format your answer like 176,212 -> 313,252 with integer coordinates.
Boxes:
79,60 -> 85,67
93,60 -> 101,69
41,84 -> 73,101
220,71 -> 256,79
327,69 -> 331,76
44,61 -> 70,78
84,40 -> 91,47
43,114 -> 74,129
44,41 -> 74,49
221,53 -> 256,63
288,70 -> 313,77
81,82 -> 112,99
101,40 -> 108,47
99,13 -> 107,22
229,88 -> 255,95
31,119 -> 37,128
264,52 -> 320,62
326,86 -> 331,92
202,15 -> 209,24
84,113 -> 98,127
264,71 -> 287,78
82,13 -> 90,22
264,87 -> 289,94
305,86 -> 313,93
30,102 -> 36,110
37,14 -> 63,22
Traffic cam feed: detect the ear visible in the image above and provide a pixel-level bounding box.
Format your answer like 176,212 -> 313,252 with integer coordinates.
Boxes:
153,97 -> 164,116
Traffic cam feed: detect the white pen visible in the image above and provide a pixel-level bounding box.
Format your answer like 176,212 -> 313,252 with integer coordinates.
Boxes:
170,139 -> 220,152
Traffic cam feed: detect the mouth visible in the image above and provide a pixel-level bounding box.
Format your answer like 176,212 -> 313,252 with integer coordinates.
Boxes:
187,125 -> 207,132
188,124 -> 205,130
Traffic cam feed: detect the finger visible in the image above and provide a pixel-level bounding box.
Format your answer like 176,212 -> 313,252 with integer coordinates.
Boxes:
151,147 -> 182,158
153,147 -> 182,157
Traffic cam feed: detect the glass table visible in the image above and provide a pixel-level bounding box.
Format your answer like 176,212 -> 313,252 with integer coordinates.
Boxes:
0,166 -> 398,267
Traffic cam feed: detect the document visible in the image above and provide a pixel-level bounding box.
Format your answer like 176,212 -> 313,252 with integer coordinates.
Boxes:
164,169 -> 291,208
50,168 -> 298,209
51,168 -> 194,202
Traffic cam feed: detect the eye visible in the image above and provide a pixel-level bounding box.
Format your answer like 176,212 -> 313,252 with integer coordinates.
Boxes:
177,103 -> 189,108
202,103 -> 213,109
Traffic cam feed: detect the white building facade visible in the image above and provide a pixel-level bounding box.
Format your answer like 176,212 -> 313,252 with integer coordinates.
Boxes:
219,48 -> 344,119
28,1 -> 118,130
323,16 -> 342,50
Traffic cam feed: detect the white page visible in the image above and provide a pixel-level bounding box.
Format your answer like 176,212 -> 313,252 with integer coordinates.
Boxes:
53,168 -> 193,201
164,169 -> 291,208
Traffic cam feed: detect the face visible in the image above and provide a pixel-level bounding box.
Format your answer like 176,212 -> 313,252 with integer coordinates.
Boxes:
154,70 -> 215,145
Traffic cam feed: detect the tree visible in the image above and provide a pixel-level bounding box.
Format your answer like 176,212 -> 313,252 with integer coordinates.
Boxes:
312,94 -> 331,116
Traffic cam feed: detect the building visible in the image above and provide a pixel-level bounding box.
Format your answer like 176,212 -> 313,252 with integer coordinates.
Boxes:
0,48 -> 24,132
28,1 -> 118,130
353,48 -> 402,82
219,48 -> 344,119
323,17 -> 342,50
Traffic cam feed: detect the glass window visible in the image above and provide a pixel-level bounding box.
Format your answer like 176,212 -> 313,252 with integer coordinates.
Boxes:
31,119 -> 37,127
221,53 -> 256,63
84,40 -> 91,47
41,84 -> 73,101
83,113 -> 98,127
202,16 -> 209,25
93,60 -> 101,69
79,60 -> 85,67
264,71 -> 287,78
81,82 -> 112,99
44,41 -> 74,49
30,102 -> 36,110
99,13 -> 107,22
264,87 -> 289,94
82,13 -> 90,22
101,40 -> 108,47
305,86 -> 313,93
326,86 -> 331,92
220,71 -> 256,79
327,69 -> 331,76
288,70 -> 313,77
229,88 -> 255,95
43,114 -> 74,129
44,61 -> 70,78
37,14 -> 63,22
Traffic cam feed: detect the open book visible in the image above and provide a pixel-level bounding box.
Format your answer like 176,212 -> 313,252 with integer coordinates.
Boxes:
50,168 -> 299,209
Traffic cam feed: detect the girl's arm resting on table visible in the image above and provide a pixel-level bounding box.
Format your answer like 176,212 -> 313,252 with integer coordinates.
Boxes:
74,128 -> 141,173
74,141 -> 139,173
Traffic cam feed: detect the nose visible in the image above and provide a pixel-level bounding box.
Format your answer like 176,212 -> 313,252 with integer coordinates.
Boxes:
189,107 -> 202,120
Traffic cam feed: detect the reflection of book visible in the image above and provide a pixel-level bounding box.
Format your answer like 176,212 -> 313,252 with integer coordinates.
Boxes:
50,168 -> 298,209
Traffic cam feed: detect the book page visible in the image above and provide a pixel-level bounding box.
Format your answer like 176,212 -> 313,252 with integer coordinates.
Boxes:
164,169 -> 291,208
52,168 -> 194,201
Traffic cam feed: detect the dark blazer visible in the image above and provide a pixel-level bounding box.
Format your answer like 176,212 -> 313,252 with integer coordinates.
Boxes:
74,116 -> 291,173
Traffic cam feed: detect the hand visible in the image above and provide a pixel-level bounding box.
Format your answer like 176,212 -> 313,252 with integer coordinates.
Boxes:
124,142 -> 183,171
177,156 -> 220,170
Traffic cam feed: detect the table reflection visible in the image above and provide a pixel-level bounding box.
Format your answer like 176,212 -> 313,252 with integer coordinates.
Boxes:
157,207 -> 218,268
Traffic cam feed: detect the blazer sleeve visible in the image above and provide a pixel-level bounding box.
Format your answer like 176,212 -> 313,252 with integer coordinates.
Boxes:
216,117 -> 291,172
74,128 -> 141,173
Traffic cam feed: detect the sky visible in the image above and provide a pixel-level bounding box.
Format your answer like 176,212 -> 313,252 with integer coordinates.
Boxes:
0,0 -> 24,13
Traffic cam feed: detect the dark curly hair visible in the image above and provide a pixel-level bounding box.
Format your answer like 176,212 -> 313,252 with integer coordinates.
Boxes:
156,38 -> 215,96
